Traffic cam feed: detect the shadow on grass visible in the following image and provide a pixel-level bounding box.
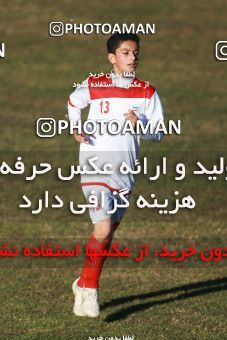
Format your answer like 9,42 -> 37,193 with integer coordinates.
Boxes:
102,277 -> 227,322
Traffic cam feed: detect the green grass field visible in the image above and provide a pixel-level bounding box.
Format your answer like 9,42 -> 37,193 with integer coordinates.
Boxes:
0,1 -> 227,339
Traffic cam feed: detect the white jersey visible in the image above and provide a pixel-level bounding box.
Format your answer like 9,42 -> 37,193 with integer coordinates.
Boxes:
67,73 -> 164,191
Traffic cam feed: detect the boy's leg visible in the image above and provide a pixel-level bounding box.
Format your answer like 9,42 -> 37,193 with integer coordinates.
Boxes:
77,186 -> 128,289
72,186 -> 127,317
77,217 -> 114,289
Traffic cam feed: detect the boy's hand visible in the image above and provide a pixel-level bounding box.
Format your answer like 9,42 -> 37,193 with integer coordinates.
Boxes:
73,130 -> 89,144
124,109 -> 138,129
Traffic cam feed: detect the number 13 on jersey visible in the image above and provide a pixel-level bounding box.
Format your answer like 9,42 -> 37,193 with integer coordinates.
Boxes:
100,100 -> 109,114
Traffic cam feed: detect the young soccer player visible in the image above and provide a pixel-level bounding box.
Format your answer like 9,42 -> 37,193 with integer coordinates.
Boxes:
67,33 -> 164,317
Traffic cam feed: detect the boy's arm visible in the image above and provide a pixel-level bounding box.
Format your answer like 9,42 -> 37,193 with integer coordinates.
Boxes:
140,90 -> 164,141
67,78 -> 90,144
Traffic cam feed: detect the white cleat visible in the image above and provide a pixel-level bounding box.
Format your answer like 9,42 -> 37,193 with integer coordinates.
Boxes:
83,287 -> 100,318
72,278 -> 86,317
72,278 -> 100,317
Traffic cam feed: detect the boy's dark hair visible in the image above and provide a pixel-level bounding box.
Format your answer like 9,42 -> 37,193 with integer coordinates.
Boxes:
107,33 -> 140,54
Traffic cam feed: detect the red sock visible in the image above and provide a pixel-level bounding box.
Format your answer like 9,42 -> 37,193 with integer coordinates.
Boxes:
77,234 -> 111,288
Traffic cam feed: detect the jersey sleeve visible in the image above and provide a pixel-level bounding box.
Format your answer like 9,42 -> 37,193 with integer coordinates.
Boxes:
67,78 -> 90,123
139,90 -> 164,141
